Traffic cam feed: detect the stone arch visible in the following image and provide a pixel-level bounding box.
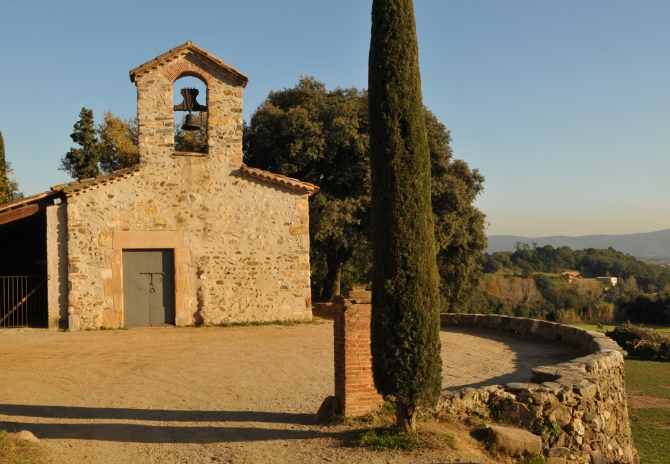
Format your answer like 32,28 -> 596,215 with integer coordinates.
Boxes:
164,60 -> 216,86
167,60 -> 211,154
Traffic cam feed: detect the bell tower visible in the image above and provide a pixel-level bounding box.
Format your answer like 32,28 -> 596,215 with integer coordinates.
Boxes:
129,41 -> 249,166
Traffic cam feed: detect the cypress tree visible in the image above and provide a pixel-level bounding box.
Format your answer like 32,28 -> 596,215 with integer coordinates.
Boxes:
0,131 -> 5,177
0,131 -> 23,204
368,0 -> 442,431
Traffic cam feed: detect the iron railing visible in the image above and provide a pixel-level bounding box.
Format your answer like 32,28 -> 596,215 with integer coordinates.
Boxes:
0,276 -> 48,328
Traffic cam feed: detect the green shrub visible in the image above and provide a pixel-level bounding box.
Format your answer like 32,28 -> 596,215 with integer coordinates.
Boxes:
358,426 -> 422,451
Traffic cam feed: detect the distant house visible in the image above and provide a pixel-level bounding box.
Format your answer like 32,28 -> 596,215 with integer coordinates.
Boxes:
596,277 -> 618,286
561,270 -> 581,283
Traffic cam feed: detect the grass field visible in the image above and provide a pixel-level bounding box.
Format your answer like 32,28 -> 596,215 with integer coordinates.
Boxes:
624,360 -> 670,464
568,322 -> 670,334
566,324 -> 670,463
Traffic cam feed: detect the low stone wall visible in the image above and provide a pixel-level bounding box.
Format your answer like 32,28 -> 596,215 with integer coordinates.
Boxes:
439,314 -> 638,464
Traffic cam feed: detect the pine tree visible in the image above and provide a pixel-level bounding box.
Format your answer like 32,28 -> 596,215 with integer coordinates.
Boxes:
0,131 -> 23,204
368,0 -> 442,431
60,108 -> 101,180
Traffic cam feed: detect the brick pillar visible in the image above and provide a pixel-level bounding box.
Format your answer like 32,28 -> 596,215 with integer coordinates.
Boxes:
333,288 -> 383,416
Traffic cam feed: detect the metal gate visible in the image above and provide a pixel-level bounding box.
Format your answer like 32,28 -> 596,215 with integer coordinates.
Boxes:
0,276 -> 48,328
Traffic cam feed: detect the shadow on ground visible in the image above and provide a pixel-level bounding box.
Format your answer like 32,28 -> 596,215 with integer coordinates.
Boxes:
440,326 -> 586,392
0,405 -> 339,444
0,405 -> 312,424
1,421 -> 339,444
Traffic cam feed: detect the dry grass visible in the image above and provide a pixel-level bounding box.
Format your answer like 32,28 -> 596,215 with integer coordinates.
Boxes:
0,430 -> 48,464
609,323 -> 670,360
329,402 -> 523,462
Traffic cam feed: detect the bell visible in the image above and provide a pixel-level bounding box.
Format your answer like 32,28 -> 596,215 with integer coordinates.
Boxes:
182,113 -> 200,131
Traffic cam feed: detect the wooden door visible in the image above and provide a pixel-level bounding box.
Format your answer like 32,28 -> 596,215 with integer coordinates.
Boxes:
122,249 -> 175,327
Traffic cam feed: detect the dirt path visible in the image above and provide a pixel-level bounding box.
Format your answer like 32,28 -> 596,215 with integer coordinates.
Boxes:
0,322 -> 583,463
441,326 -> 585,390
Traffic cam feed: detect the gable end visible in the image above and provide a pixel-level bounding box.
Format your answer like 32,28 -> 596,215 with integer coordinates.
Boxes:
129,41 -> 248,87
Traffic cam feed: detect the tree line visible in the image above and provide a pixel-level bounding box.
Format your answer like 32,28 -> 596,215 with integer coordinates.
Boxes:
479,243 -> 670,292
473,244 -> 670,324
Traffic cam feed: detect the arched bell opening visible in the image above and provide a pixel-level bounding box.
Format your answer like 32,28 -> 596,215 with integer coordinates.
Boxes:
172,75 -> 208,154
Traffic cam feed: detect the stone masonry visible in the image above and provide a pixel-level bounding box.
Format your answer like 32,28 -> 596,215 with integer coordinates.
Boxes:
60,42 -> 319,329
332,288 -> 383,416
324,307 -> 638,462
439,314 -> 639,464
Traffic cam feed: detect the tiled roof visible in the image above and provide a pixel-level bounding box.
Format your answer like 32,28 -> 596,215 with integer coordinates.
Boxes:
240,165 -> 320,196
561,270 -> 581,276
0,165 -> 143,216
0,189 -> 62,214
129,41 -> 249,87
62,165 -> 143,197
1,162 -> 318,219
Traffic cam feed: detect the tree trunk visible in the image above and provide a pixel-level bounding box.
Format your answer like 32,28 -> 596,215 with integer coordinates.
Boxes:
332,260 -> 344,298
320,247 -> 355,302
321,261 -> 343,302
396,401 -> 416,433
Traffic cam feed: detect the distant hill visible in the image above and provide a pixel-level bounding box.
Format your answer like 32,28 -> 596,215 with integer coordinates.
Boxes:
486,229 -> 670,260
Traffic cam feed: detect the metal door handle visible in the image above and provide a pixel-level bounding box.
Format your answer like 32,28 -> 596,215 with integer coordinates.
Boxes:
140,272 -> 166,286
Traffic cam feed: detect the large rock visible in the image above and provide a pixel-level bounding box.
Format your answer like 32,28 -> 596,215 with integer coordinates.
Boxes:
315,395 -> 340,423
10,430 -> 40,443
589,450 -> 606,464
487,425 -> 543,456
546,459 -> 567,464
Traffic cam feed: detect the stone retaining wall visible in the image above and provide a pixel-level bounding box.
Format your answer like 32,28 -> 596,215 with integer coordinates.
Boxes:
439,314 -> 638,464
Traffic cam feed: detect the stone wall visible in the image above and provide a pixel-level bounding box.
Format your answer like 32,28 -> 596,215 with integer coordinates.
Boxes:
65,169 -> 313,329
439,314 -> 638,464
332,289 -> 383,416
133,47 -> 244,165
46,202 -> 68,329
65,44 -> 313,329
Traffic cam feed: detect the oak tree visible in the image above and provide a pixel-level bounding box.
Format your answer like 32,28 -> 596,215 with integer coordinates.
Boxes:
244,79 -> 487,310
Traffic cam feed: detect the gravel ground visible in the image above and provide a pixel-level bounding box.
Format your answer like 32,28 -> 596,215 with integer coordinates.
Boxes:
0,321 -> 583,463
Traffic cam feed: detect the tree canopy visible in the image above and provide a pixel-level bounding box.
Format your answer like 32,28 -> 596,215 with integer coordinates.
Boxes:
428,111 -> 487,311
60,108 -> 101,180
98,112 -> 139,173
60,109 -> 139,180
244,77 -> 370,302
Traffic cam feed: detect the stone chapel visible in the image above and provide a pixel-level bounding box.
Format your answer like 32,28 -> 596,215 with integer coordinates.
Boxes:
0,42 -> 318,330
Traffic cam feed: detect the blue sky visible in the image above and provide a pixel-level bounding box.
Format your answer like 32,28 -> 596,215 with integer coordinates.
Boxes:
1,1 -> 668,237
